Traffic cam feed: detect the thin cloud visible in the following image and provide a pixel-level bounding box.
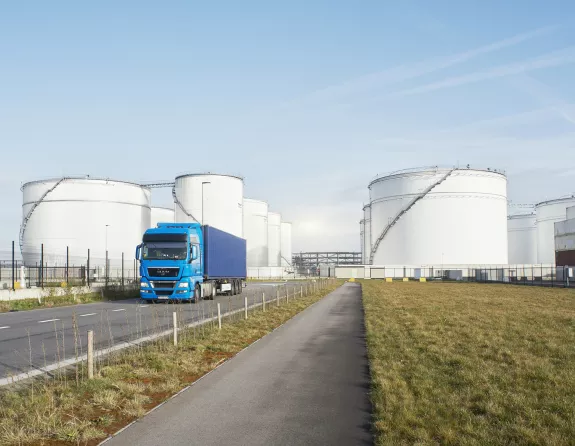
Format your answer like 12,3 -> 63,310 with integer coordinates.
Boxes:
287,25 -> 558,106
510,74 -> 575,125
390,46 -> 575,97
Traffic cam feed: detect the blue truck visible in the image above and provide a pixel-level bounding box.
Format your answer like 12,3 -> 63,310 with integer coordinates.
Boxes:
136,223 -> 247,301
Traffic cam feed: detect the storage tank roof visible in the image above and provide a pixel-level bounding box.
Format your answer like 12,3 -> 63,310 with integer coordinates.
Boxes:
175,172 -> 244,181
507,213 -> 535,220
535,195 -> 575,208
21,176 -> 150,191
368,166 -> 507,188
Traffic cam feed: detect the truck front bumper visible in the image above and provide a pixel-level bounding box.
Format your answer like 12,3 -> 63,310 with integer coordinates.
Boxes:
140,280 -> 197,301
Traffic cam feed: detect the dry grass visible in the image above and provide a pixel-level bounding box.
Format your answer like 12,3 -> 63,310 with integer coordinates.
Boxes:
362,281 -> 575,445
0,280 -> 340,445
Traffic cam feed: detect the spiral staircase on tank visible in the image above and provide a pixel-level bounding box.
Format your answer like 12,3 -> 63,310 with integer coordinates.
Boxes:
172,185 -> 200,224
369,169 -> 455,264
19,177 -> 68,255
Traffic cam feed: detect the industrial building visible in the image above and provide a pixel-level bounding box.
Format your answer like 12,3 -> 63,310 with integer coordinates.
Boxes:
19,173 -> 294,277
535,197 -> 575,264
555,204 -> 575,266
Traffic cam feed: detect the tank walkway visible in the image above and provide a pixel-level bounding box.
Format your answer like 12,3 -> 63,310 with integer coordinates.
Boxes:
105,283 -> 373,446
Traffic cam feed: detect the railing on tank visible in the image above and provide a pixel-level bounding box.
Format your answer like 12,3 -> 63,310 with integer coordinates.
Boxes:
171,185 -> 200,223
368,169 -> 455,264
369,165 -> 507,183
19,177 -> 69,254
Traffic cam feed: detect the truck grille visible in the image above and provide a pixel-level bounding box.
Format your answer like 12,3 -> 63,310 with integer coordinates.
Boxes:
151,281 -> 176,289
155,290 -> 173,296
148,267 -> 179,278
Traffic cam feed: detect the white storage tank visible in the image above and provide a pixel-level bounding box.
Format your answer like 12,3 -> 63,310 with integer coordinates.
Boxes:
567,206 -> 575,220
535,196 -> 575,264
507,213 -> 537,264
267,212 -> 281,267
21,177 -> 151,264
363,204 -> 371,264
173,174 -> 243,238
150,206 -> 175,228
368,167 -> 508,265
359,219 -> 365,264
243,198 -> 269,268
280,221 -> 292,267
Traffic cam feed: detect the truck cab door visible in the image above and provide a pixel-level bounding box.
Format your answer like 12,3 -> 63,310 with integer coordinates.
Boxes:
190,244 -> 201,276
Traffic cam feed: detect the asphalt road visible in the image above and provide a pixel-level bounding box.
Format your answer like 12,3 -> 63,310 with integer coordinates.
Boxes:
0,282 -> 304,378
106,282 -> 372,446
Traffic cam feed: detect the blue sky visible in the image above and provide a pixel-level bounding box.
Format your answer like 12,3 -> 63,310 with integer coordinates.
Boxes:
1,0 -> 575,252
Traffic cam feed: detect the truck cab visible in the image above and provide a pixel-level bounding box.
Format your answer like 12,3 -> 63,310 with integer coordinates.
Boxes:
137,223 -> 203,301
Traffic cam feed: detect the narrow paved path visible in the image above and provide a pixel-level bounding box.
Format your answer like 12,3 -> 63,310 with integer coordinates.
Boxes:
107,282 -> 372,446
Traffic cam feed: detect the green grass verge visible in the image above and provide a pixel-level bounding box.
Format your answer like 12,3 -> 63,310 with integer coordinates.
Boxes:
362,281 -> 575,445
0,286 -> 138,313
0,280 -> 341,445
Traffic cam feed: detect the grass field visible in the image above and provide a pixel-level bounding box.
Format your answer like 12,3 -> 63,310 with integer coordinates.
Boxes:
362,281 -> 575,445
0,280 -> 339,445
0,286 -> 138,313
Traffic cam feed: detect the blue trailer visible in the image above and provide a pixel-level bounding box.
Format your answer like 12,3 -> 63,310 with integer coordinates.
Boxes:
136,223 -> 246,301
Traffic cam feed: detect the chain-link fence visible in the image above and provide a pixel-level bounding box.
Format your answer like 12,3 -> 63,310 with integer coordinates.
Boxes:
331,264 -> 575,288
1,242 -> 138,290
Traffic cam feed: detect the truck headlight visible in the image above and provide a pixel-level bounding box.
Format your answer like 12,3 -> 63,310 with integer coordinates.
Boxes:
178,282 -> 189,288
140,281 -> 150,288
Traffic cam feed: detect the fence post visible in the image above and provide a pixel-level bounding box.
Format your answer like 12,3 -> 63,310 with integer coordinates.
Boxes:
217,303 -> 222,329
87,330 -> 94,379
173,312 -> 178,346
276,288 -> 280,306
286,287 -> 289,303
301,285 -> 303,298
121,252 -> 125,289
11,241 -> 15,291
87,249 -> 91,287
40,243 -> 44,289
244,297 -> 248,319
66,246 -> 69,285
262,292 -> 265,312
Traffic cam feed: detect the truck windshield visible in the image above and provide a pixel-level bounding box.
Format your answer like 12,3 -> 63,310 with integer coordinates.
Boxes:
142,242 -> 187,260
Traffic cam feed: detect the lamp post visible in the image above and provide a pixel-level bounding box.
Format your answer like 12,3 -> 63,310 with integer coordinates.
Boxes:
105,225 -> 110,252
201,182 -> 211,226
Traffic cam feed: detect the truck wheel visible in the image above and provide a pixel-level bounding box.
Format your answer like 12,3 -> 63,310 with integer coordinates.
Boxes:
233,280 -> 239,295
210,284 -> 217,300
195,284 -> 202,303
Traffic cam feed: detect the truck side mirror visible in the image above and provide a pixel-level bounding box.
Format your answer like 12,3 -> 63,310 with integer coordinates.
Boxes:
135,244 -> 142,261
191,245 -> 199,261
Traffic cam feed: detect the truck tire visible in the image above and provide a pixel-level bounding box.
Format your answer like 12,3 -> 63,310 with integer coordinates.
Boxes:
211,283 -> 217,299
195,284 -> 202,303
